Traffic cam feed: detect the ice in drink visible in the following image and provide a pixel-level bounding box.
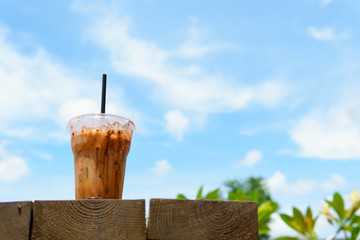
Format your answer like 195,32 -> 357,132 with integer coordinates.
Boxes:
68,114 -> 135,199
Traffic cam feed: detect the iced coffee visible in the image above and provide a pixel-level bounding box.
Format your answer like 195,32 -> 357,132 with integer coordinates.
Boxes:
68,114 -> 135,199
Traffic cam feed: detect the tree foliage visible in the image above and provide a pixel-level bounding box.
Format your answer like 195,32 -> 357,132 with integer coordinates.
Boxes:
177,176 -> 360,240
276,190 -> 360,240
225,177 -> 272,205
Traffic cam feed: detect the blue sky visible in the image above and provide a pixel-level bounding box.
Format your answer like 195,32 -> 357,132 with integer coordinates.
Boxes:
0,0 -> 360,237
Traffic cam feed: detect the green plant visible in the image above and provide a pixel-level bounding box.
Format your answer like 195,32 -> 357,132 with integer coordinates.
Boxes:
177,185 -> 221,200
276,207 -> 319,240
322,190 -> 360,240
225,177 -> 272,205
258,201 -> 279,236
177,180 -> 360,240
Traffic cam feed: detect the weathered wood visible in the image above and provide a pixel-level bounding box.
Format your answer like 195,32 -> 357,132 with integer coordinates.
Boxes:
31,199 -> 146,240
0,201 -> 32,240
147,199 -> 258,240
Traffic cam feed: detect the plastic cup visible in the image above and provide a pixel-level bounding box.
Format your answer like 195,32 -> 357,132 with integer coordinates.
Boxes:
67,113 -> 135,199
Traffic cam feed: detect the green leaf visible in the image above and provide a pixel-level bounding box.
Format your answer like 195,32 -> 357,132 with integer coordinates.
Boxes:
258,201 -> 278,223
196,186 -> 203,199
280,214 -> 304,234
304,207 -> 316,233
349,215 -> 360,225
292,207 -> 307,234
344,225 -> 353,232
333,192 -> 345,219
347,207 -> 360,220
228,189 -> 248,201
205,188 -> 221,200
350,227 -> 360,240
250,189 -> 259,202
234,188 -> 248,201
177,194 -> 187,199
228,191 -> 236,201
258,222 -> 270,235
325,200 -> 335,210
280,214 -> 293,228
306,207 -> 313,220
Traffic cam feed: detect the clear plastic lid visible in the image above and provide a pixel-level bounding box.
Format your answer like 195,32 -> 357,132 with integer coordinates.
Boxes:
67,113 -> 135,135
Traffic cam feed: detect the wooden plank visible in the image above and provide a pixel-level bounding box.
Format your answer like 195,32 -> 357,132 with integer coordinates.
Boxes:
0,201 -> 32,240
31,199 -> 146,240
147,199 -> 258,240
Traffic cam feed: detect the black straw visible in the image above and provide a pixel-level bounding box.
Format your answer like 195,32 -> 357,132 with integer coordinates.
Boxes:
101,74 -> 107,113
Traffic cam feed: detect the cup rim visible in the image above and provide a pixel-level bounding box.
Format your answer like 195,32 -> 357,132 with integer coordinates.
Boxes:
67,113 -> 135,131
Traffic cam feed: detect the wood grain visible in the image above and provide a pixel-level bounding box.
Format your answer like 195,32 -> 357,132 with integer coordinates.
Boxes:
147,199 -> 258,240
0,201 -> 32,240
31,199 -> 146,240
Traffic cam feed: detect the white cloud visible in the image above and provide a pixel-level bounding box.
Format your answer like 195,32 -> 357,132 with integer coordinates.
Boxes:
267,171 -> 349,197
79,7 -> 289,114
0,141 -> 30,183
321,173 -> 346,192
267,171 -> 317,196
233,149 -> 262,168
308,26 -> 349,41
57,98 -> 99,127
0,23 -> 141,141
267,171 -> 287,193
149,159 -> 172,177
173,17 -> 234,59
253,81 -> 289,108
164,110 -> 189,141
290,105 -> 360,160
175,19 -> 215,58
